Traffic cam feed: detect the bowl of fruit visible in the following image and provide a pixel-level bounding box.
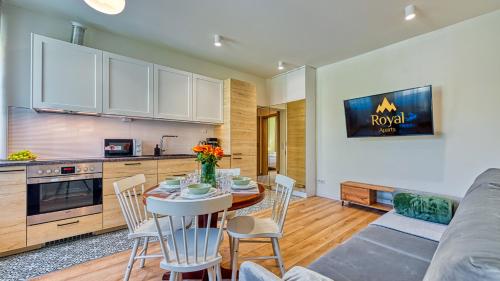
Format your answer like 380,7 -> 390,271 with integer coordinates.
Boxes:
7,150 -> 37,161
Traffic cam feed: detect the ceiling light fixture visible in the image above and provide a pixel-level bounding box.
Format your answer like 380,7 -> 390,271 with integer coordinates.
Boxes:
84,0 -> 126,15
278,61 -> 285,70
405,5 -> 416,21
214,34 -> 222,47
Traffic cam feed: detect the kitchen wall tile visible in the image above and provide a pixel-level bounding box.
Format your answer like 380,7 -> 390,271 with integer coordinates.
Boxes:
8,107 -> 215,158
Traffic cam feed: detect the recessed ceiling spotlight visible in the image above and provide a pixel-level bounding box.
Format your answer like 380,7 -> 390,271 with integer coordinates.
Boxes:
84,0 -> 126,15
405,4 -> 416,21
214,34 -> 222,47
278,61 -> 285,70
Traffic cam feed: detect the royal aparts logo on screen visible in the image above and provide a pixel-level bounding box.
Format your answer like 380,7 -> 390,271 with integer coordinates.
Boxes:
371,97 -> 407,133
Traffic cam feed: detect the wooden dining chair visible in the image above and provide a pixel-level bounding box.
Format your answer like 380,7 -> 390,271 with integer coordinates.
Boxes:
227,174 -> 296,280
146,193 -> 233,281
114,174 -> 190,281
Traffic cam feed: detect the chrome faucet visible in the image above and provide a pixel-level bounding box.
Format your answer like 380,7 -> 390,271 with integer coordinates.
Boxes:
160,135 -> 178,155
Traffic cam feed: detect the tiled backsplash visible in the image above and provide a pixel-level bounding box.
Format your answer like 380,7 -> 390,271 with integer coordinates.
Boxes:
8,107 -> 214,158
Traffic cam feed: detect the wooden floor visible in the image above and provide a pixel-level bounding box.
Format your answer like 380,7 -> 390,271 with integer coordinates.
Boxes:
32,197 -> 382,281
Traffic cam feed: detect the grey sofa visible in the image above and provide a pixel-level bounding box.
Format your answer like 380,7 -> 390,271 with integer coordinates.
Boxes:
240,168 -> 500,281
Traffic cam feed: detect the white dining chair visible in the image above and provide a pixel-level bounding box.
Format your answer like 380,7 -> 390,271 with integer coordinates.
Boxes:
114,174 -> 190,281
147,193 -> 233,281
215,168 -> 241,257
227,174 -> 295,280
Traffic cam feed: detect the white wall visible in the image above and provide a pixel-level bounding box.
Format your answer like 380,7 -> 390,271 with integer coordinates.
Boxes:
316,10 -> 500,199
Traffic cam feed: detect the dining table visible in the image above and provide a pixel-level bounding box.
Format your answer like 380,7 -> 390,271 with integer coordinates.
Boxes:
143,182 -> 266,280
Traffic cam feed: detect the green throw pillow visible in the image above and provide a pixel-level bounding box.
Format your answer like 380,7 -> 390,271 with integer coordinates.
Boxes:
393,193 -> 453,225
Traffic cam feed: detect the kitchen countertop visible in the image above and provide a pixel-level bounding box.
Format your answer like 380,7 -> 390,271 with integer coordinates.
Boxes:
0,154 -> 231,167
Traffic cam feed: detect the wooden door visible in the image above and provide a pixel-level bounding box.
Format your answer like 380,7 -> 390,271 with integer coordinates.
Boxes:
287,99 -> 306,187
154,65 -> 193,121
103,52 -> 154,117
193,74 -> 224,123
0,167 -> 26,253
31,34 -> 103,113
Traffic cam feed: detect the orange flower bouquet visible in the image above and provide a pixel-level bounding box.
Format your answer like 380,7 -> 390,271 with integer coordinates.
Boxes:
192,145 -> 224,186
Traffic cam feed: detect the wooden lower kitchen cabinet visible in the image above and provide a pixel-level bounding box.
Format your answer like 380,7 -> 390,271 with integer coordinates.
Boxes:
103,160 -> 158,178
0,167 -> 27,253
27,214 -> 102,246
103,194 -> 144,229
218,156 -> 231,169
102,160 -> 157,229
231,155 -> 257,180
103,173 -> 157,196
157,158 -> 198,180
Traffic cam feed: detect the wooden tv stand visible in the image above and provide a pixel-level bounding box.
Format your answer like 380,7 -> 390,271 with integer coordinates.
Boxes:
340,181 -> 394,212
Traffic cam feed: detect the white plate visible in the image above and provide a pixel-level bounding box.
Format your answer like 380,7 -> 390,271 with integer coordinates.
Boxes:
180,188 -> 218,199
232,181 -> 257,190
158,182 -> 181,191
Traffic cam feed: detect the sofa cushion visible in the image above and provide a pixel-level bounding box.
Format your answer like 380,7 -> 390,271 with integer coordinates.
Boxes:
393,192 -> 453,224
371,210 -> 447,242
308,225 -> 438,281
423,169 -> 500,281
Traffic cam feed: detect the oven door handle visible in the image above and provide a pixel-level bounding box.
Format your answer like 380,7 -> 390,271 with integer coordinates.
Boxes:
27,173 -> 102,184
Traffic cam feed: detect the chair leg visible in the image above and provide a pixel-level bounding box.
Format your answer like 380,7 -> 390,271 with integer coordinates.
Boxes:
229,236 -> 234,264
169,272 -> 177,281
140,237 -> 149,268
231,238 -> 239,281
271,238 -> 286,277
216,264 -> 222,281
124,239 -> 140,281
207,267 -> 215,281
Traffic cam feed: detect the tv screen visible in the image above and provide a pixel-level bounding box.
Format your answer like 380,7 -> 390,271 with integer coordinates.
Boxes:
344,86 -> 434,138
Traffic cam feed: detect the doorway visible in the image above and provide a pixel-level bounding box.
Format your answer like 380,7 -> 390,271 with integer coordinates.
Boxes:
257,101 -> 307,197
257,108 -> 280,187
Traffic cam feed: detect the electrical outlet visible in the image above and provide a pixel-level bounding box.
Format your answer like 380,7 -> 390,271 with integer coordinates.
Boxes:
317,179 -> 326,184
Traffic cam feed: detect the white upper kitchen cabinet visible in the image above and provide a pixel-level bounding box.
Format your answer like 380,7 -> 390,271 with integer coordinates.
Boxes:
268,74 -> 286,105
192,74 -> 224,124
154,65 -> 193,121
286,67 -> 307,102
31,34 -> 103,113
267,66 -> 316,105
103,52 -> 154,118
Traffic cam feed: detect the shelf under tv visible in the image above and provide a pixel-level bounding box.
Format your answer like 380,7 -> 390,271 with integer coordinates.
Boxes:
340,181 -> 394,212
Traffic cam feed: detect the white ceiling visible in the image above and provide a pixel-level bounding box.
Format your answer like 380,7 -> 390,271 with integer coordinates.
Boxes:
7,0 -> 500,77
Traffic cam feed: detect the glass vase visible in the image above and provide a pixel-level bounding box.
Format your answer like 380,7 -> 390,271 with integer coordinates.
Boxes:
200,162 -> 216,187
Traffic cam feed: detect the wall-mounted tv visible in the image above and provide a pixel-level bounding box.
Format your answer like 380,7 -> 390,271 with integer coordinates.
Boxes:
344,85 -> 434,138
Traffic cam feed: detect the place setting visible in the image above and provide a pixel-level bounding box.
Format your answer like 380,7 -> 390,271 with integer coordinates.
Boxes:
230,176 -> 260,194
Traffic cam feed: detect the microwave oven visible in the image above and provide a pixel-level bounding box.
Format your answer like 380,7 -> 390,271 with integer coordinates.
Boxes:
104,139 -> 142,158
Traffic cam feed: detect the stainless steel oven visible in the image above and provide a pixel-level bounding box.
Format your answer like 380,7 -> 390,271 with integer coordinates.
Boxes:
27,162 -> 103,225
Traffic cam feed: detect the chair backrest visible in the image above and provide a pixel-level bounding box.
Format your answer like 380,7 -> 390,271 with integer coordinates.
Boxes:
272,174 -> 296,234
146,193 -> 233,267
113,174 -> 148,234
216,168 -> 241,177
